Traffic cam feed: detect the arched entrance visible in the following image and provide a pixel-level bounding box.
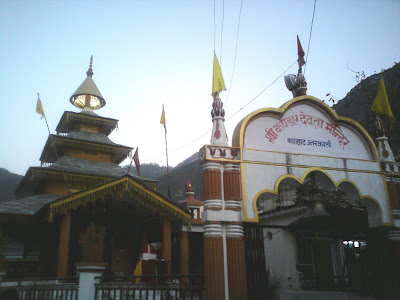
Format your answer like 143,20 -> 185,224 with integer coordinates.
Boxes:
257,170 -> 374,291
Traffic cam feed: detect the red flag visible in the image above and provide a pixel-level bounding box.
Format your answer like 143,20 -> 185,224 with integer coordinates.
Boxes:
297,35 -> 305,67
133,148 -> 141,177
186,177 -> 191,190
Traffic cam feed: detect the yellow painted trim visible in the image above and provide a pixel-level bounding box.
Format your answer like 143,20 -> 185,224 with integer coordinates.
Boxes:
243,166 -> 392,225
125,177 -> 190,217
237,95 -> 379,161
241,147 -> 378,163
50,176 -> 191,221
66,111 -> 119,124
250,188 -> 277,223
203,146 -> 380,167
32,168 -> 112,182
241,159 -> 381,175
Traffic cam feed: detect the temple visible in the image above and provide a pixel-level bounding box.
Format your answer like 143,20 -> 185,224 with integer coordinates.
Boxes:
0,58 -> 198,289
0,53 -> 400,300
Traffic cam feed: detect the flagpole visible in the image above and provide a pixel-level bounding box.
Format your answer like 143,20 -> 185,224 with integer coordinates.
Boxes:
160,105 -> 171,198
164,124 -> 171,199
127,148 -> 135,175
38,93 -> 71,194
127,147 -> 140,176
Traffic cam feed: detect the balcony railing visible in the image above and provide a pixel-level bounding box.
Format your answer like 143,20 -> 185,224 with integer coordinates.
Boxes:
95,274 -> 204,300
300,275 -> 361,292
0,276 -> 79,300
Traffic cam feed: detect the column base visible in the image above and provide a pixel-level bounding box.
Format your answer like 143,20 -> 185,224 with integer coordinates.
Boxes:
75,262 -> 108,300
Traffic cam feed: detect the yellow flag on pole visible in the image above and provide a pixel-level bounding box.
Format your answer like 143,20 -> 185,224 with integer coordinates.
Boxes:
160,105 -> 166,132
212,52 -> 226,96
36,93 -> 45,119
371,72 -> 395,129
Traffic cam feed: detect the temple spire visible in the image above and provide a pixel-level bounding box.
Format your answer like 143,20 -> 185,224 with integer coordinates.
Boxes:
375,115 -> 399,173
210,53 -> 229,146
70,55 -> 106,111
86,55 -> 93,77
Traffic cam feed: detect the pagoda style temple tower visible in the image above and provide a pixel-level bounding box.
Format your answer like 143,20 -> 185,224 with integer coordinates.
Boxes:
0,57 -> 190,279
17,56 -> 135,199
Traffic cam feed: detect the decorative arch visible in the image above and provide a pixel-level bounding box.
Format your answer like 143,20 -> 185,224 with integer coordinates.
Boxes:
233,95 -> 379,161
253,168 -> 384,227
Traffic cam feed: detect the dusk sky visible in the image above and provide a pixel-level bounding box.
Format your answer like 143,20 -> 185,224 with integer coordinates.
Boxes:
1,0 -> 399,176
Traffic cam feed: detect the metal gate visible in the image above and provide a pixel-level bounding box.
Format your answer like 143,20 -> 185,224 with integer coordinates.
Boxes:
244,224 -> 269,300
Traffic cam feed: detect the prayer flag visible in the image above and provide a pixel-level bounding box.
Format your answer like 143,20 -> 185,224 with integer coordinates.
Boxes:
212,52 -> 226,95
297,35 -> 305,67
160,105 -> 166,131
133,148 -> 141,177
36,93 -> 45,119
372,72 -> 395,129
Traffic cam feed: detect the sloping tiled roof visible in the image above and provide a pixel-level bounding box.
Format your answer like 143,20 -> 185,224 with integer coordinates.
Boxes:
39,132 -> 132,164
47,156 -> 130,178
66,131 -> 124,147
0,194 -> 60,215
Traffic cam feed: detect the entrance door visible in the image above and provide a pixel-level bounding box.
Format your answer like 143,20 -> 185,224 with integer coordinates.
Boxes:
244,224 -> 268,299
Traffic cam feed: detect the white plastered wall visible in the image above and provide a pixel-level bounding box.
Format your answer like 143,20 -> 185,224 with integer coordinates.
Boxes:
239,98 -> 391,226
242,160 -> 391,225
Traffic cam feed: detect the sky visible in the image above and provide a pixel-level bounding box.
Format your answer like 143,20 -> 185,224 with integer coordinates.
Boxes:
0,0 -> 399,176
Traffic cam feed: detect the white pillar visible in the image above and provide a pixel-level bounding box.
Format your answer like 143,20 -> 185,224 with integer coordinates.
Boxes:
75,262 -> 108,300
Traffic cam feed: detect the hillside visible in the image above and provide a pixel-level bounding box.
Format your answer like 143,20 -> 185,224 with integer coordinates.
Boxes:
333,63 -> 400,159
123,153 -> 203,202
155,157 -> 203,202
0,168 -> 23,203
1,64 -> 399,203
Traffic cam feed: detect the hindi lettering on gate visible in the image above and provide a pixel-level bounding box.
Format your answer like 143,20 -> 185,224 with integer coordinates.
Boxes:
265,112 -> 349,149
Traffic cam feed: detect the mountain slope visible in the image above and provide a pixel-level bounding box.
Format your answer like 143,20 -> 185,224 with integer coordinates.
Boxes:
0,168 -> 23,203
333,63 -> 400,159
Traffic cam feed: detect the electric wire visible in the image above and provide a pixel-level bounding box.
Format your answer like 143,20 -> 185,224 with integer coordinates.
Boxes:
213,0 -> 216,52
304,0 -> 317,75
141,129 -> 212,163
225,0 -> 244,111
226,60 -> 297,121
140,60 -> 297,164
220,0 -> 225,64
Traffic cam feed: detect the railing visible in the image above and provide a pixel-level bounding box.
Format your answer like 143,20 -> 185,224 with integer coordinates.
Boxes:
0,276 -> 79,300
95,275 -> 204,300
300,275 -> 356,292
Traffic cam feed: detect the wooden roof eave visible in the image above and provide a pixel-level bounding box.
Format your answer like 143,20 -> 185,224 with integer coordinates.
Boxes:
48,176 -> 191,224
56,111 -> 119,135
39,135 -> 133,164
15,167 -> 116,198
0,214 -> 39,225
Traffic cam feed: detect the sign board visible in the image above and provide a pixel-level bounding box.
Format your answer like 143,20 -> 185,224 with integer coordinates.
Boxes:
243,100 -> 375,161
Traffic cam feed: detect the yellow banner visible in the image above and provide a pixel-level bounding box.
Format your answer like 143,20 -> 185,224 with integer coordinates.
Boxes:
160,106 -> 166,131
371,73 -> 395,129
212,53 -> 226,95
36,93 -> 45,119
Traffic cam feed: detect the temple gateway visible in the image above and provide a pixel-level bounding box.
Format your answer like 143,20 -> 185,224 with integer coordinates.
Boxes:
0,57 -> 399,300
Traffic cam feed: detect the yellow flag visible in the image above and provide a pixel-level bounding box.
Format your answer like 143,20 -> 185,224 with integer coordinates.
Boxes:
36,93 -> 45,119
212,52 -> 226,95
371,72 -> 395,129
160,106 -> 166,131
132,260 -> 142,283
